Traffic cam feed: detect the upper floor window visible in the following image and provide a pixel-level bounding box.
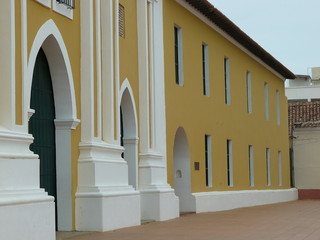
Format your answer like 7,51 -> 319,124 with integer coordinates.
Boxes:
202,43 -> 210,96
56,0 -> 75,9
246,71 -> 252,113
174,25 -> 183,86
224,57 -> 231,105
264,82 -> 269,120
119,4 -> 125,38
276,90 -> 280,125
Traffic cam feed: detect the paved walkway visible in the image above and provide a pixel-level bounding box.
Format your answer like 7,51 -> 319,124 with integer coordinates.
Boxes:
63,200 -> 320,240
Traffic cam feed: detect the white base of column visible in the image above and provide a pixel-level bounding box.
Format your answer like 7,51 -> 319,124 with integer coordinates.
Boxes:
76,142 -> 141,231
193,188 -> 298,213
140,187 -> 179,221
76,186 -> 140,231
0,191 -> 55,240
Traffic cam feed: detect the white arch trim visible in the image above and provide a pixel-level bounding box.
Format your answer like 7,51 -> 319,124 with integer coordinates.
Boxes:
25,19 -> 79,231
25,19 -> 79,127
119,79 -> 138,137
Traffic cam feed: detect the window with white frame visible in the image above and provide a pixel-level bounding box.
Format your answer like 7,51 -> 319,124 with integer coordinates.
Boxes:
205,135 -> 212,187
246,71 -> 252,114
174,25 -> 183,86
276,90 -> 280,125
278,151 -> 282,186
266,148 -> 271,186
224,57 -> 231,105
202,43 -> 210,96
264,83 -> 269,120
227,139 -> 233,187
249,145 -> 254,187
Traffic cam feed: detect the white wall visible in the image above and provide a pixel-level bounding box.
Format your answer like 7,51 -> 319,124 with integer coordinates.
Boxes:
293,129 -> 320,189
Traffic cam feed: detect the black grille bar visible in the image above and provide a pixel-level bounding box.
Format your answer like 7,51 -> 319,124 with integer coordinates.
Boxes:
56,0 -> 75,9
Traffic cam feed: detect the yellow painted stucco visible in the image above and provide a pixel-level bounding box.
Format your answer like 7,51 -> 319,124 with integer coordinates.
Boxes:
163,0 -> 290,192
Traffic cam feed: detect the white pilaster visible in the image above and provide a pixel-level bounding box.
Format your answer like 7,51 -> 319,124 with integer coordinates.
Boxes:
76,0 -> 140,231
137,0 -> 179,221
101,0 -> 115,144
0,2 -> 55,240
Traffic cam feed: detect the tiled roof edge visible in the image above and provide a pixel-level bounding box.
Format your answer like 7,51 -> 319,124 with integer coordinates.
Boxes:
184,0 -> 296,79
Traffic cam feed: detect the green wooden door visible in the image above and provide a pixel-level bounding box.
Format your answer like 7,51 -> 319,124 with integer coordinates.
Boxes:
29,48 -> 57,203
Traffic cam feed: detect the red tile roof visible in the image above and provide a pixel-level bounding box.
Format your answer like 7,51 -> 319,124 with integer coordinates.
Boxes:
288,101 -> 320,137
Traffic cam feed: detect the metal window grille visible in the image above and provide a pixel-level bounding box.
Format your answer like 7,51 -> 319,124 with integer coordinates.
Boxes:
119,4 -> 125,38
56,0 -> 75,9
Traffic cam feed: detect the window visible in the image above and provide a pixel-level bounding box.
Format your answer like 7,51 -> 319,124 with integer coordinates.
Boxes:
246,71 -> 252,113
224,57 -> 231,105
249,145 -> 254,187
119,4 -> 125,38
264,83 -> 269,120
278,151 -> 282,186
202,43 -> 210,96
56,0 -> 75,9
276,90 -> 280,125
266,148 -> 271,186
205,135 -> 212,187
174,26 -> 183,85
227,140 -> 233,187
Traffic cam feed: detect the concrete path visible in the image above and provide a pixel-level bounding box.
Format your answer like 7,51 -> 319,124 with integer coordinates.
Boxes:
63,200 -> 320,240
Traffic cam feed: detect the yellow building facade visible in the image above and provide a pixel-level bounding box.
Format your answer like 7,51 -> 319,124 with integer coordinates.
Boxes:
0,0 -> 296,240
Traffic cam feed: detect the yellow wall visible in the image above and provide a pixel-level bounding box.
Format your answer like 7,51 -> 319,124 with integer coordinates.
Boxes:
163,0 -> 290,193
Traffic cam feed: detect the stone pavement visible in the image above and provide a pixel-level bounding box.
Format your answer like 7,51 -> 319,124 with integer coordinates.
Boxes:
62,200 -> 320,240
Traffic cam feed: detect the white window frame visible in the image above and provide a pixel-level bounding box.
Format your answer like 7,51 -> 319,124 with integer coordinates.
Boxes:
202,43 -> 210,96
227,139 -> 233,187
205,135 -> 212,187
276,90 -> 280,125
278,151 -> 282,186
224,57 -> 231,105
249,145 -> 254,187
52,0 -> 73,20
266,148 -> 271,186
246,71 -> 252,114
35,0 -> 51,8
174,25 -> 184,86
264,82 -> 269,120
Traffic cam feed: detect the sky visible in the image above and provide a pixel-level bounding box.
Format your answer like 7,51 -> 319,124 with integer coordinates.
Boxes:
208,0 -> 320,76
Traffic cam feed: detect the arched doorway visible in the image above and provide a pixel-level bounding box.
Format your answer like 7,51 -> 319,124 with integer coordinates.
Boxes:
27,20 -> 79,231
120,83 -> 138,189
29,48 -> 57,225
173,127 -> 194,213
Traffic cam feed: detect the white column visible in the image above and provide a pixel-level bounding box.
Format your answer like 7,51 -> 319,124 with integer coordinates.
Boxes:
76,0 -> 140,232
0,1 -> 55,240
101,0 -> 115,144
137,0 -> 179,221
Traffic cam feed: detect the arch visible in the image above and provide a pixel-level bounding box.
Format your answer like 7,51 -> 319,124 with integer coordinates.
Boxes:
26,20 -> 79,231
25,19 -> 78,125
173,127 -> 195,213
119,79 -> 138,189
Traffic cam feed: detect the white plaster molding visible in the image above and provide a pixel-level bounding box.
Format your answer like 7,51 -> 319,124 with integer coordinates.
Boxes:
55,118 -> 80,130
176,0 -> 286,81
35,0 -> 51,8
25,19 -> 78,126
76,141 -> 141,231
52,0 -> 73,19
193,188 -> 298,213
